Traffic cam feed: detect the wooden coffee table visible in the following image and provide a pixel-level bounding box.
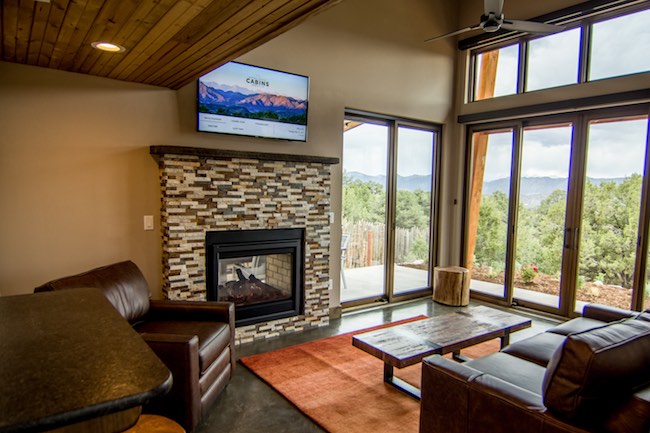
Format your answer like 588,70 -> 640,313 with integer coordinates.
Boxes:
352,305 -> 532,399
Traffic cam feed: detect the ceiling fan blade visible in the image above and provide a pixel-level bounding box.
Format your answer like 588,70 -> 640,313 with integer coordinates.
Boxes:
424,25 -> 481,43
484,0 -> 504,16
501,19 -> 566,34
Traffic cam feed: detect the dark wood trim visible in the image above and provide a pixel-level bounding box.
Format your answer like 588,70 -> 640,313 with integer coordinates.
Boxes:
150,145 -> 340,165
458,89 -> 650,124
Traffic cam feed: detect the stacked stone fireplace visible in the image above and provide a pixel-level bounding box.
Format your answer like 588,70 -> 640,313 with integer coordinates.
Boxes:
150,146 -> 339,344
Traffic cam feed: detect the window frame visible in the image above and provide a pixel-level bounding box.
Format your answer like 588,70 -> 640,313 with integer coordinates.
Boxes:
462,104 -> 650,315
467,3 -> 650,103
341,109 -> 442,308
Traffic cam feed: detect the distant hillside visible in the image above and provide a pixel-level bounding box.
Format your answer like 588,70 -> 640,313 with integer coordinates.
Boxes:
345,172 -> 626,206
345,172 -> 432,191
484,176 -> 626,207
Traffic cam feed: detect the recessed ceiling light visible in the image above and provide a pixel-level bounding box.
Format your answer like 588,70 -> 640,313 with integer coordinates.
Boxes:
91,41 -> 126,53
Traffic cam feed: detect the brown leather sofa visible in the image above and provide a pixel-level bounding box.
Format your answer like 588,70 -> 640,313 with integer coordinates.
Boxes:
420,304 -> 650,433
35,260 -> 235,432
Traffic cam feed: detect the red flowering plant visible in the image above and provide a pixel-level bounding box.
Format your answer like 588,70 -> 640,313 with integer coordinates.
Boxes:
520,263 -> 539,284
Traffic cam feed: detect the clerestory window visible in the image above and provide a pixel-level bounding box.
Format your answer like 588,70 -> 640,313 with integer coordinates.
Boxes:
469,6 -> 650,102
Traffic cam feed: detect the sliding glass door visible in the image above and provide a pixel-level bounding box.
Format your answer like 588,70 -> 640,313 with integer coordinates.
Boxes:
467,129 -> 514,300
341,120 -> 389,302
465,107 -> 650,315
393,126 -> 436,295
575,116 -> 648,312
341,112 -> 439,306
513,124 -> 573,309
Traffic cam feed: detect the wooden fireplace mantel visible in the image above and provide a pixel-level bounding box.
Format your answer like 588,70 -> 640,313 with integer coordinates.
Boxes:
150,145 -> 340,165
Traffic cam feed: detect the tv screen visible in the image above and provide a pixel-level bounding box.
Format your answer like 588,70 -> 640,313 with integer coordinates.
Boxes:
198,62 -> 309,141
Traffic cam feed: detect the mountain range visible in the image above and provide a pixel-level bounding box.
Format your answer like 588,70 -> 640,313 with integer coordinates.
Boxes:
198,81 -> 307,122
346,171 -> 432,192
346,172 -> 625,207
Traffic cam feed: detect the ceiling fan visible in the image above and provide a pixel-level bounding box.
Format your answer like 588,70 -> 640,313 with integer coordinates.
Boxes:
425,0 -> 566,43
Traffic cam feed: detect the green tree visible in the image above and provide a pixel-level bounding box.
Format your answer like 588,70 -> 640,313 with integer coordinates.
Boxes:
396,189 -> 430,229
342,174 -> 385,223
579,175 -> 642,288
475,191 -> 509,269
533,189 -> 567,275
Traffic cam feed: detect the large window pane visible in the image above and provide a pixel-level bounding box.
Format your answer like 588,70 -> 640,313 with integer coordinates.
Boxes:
589,9 -> 650,81
474,45 -> 518,100
341,122 -> 388,303
393,126 -> 434,295
577,116 -> 648,311
526,29 -> 581,92
468,130 -> 514,298
514,125 -> 573,308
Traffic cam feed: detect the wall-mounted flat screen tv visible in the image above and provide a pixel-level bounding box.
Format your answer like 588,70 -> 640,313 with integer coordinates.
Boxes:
197,62 -> 309,141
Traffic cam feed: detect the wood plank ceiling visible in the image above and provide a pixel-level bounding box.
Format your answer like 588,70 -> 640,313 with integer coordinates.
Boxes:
1,0 -> 341,89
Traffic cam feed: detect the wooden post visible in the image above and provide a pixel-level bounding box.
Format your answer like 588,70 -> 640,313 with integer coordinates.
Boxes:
465,49 -> 499,271
433,266 -> 470,306
367,230 -> 374,266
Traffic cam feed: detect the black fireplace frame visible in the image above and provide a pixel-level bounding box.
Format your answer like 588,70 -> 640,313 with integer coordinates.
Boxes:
206,228 -> 305,327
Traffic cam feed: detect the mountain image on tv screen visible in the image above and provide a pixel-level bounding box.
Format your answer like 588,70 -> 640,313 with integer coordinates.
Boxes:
198,62 -> 308,126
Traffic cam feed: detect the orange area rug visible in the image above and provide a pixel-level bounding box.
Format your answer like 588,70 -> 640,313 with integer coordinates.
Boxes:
240,316 -> 500,433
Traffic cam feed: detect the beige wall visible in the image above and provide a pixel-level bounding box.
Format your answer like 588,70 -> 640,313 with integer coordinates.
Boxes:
0,0 -> 458,304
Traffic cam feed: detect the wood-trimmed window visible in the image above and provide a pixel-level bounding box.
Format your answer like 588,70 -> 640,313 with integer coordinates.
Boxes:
468,4 -> 650,102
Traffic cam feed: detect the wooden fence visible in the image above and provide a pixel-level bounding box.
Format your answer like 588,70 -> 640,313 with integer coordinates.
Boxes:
341,221 -> 429,268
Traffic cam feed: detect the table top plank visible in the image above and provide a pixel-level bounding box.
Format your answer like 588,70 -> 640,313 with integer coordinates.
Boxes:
0,288 -> 172,433
352,305 -> 532,368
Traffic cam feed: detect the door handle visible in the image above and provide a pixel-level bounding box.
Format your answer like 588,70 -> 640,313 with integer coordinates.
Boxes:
564,227 -> 572,249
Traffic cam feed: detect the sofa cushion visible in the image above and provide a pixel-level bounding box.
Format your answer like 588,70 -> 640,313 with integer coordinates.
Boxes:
542,318 -> 650,425
502,331 -> 566,367
35,260 -> 150,324
546,316 -> 605,336
135,320 -> 231,374
466,352 -> 546,395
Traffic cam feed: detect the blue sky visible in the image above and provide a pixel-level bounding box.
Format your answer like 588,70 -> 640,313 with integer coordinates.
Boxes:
343,124 -> 434,177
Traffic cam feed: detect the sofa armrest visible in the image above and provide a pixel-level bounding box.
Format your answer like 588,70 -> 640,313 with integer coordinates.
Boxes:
468,375 -> 548,433
420,355 -> 483,433
140,333 -> 201,430
421,355 -> 552,433
582,303 -> 637,322
148,300 -> 235,326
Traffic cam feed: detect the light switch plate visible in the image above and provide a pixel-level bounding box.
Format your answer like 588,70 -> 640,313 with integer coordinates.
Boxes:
143,215 -> 154,231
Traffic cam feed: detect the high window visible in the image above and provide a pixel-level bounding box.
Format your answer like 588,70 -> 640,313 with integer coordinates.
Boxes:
470,6 -> 650,102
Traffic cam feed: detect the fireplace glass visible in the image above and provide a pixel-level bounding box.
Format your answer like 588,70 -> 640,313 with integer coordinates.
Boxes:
206,228 -> 304,326
218,253 -> 293,307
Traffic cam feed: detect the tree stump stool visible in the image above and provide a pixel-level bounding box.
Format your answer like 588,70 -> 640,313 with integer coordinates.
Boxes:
433,266 -> 470,306
123,415 -> 185,433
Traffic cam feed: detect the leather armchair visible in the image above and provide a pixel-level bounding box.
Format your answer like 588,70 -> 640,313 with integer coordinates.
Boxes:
35,260 -> 235,432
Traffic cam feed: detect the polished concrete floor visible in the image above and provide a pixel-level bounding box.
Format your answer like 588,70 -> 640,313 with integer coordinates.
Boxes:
195,298 -> 559,433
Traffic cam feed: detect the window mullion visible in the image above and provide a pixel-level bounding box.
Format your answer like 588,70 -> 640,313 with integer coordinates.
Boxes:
579,22 -> 591,83
632,108 -> 650,310
518,41 -> 527,94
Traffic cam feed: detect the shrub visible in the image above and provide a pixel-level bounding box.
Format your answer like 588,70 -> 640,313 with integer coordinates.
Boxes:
521,264 -> 539,284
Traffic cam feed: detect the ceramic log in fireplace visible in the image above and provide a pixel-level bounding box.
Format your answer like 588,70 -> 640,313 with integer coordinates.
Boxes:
206,229 -> 305,327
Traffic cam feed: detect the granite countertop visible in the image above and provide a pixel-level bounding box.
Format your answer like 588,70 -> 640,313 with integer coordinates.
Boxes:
0,288 -> 172,433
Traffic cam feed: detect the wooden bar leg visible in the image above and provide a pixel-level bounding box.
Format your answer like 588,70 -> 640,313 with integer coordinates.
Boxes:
383,363 -> 421,400
500,332 -> 511,349
384,363 -> 394,382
